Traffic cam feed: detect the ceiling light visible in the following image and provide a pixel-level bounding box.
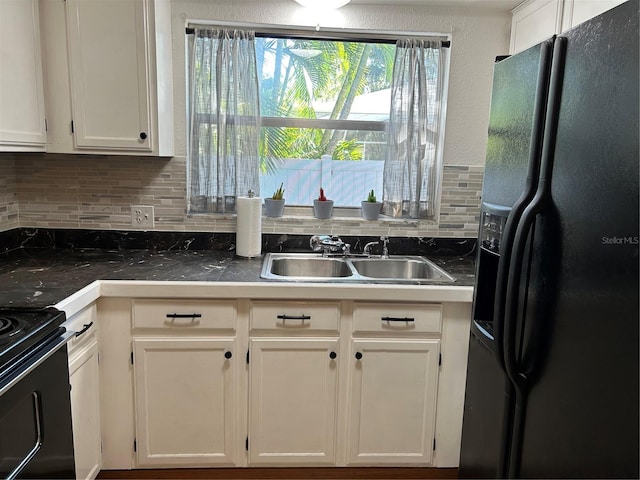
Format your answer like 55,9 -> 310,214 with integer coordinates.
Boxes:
294,0 -> 351,10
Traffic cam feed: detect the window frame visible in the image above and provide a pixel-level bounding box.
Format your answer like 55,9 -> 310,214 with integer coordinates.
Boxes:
186,22 -> 451,215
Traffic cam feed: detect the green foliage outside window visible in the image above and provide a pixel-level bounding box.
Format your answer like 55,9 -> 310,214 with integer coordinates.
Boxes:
256,37 -> 396,172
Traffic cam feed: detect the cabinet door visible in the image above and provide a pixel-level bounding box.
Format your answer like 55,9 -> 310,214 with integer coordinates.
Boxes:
510,0 -> 563,54
347,339 -> 440,465
69,340 -> 102,480
0,0 -> 46,150
133,338 -> 238,466
66,0 -> 151,151
561,0 -> 626,31
249,338 -> 339,465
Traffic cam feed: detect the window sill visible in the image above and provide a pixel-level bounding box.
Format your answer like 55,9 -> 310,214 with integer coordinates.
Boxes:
188,208 -> 433,226
263,213 -> 424,226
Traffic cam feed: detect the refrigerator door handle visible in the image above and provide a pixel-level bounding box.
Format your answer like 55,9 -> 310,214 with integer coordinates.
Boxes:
504,39 -> 567,479
503,37 -> 568,388
492,39 -> 555,372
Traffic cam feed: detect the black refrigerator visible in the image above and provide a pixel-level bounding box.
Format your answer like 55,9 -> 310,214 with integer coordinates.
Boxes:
459,0 -> 639,478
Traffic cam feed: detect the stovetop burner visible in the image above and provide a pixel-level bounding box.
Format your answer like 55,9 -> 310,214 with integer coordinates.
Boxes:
0,316 -> 26,339
0,307 -> 67,375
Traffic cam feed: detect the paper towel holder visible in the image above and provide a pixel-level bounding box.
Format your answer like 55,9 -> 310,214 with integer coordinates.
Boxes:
235,189 -> 262,259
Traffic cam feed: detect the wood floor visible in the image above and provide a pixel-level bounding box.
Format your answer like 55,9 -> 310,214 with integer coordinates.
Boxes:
97,467 -> 458,479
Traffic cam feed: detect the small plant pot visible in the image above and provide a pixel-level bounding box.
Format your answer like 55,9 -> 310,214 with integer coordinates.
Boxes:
361,201 -> 383,221
313,199 -> 334,219
264,198 -> 285,218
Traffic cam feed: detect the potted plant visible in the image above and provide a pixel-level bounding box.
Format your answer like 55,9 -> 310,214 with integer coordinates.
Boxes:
264,183 -> 286,218
313,187 -> 334,219
361,189 -> 383,220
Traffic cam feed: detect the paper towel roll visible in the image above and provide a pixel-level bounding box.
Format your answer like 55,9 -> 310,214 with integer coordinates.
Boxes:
236,195 -> 262,257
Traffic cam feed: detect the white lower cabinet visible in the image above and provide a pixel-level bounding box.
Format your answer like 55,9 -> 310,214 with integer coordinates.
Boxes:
346,302 -> 443,466
346,339 -> 440,465
130,299 -> 240,468
248,338 -> 339,465
132,337 -> 238,466
69,340 -> 102,480
66,303 -> 101,480
96,295 -> 470,471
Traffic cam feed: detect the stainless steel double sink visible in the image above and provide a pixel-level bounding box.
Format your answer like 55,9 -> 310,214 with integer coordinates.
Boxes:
260,253 -> 456,283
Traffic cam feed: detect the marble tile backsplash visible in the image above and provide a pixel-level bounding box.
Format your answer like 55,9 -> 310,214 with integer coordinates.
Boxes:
1,153 -> 483,238
0,157 -> 19,230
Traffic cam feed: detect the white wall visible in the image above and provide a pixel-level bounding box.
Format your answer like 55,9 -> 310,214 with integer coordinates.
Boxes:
170,0 -> 512,167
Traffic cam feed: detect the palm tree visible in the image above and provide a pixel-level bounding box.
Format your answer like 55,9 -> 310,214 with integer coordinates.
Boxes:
257,37 -> 395,169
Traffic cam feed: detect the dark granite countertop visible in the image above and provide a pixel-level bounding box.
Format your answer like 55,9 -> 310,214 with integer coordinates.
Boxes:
0,230 -> 476,308
0,248 -> 475,308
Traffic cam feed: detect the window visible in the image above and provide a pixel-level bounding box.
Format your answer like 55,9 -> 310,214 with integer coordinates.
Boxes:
256,37 -> 395,207
187,27 -> 448,217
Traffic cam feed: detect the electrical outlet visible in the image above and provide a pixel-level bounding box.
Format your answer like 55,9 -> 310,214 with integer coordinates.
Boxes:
131,206 -> 154,229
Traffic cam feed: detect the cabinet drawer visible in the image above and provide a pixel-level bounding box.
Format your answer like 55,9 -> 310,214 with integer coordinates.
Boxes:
251,301 -> 339,332
353,303 -> 442,334
65,303 -> 98,355
132,299 -> 237,331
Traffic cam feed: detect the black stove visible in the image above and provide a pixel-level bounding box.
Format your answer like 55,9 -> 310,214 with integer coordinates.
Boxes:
0,306 -> 75,479
0,306 -> 66,376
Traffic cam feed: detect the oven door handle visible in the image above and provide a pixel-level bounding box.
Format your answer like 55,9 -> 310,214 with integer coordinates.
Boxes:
6,391 -> 43,480
0,332 -> 74,398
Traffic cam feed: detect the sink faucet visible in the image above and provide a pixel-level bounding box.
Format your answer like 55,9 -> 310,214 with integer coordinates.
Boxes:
362,236 -> 390,258
310,235 -> 351,257
363,241 -> 379,257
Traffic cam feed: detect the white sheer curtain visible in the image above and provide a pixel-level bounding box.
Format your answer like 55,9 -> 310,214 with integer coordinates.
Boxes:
188,28 -> 260,214
383,39 -> 445,219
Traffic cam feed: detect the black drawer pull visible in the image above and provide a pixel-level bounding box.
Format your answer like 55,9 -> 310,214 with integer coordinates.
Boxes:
277,314 -> 311,321
329,351 -> 337,360
224,351 -> 232,359
75,321 -> 94,337
166,313 -> 202,319
140,132 -> 147,140
355,352 -> 363,360
381,316 -> 415,323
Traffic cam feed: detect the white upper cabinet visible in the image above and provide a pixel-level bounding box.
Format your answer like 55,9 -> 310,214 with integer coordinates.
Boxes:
510,0 -> 627,54
510,0 -> 563,54
0,0 -> 46,151
560,0 -> 627,31
40,0 -> 174,156
66,0 -> 150,151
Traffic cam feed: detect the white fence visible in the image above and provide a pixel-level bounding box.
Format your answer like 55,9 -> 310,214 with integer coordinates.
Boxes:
259,155 -> 384,206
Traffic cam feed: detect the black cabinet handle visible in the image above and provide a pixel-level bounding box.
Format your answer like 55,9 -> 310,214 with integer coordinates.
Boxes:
355,352 -> 363,360
75,321 -> 94,337
329,351 -> 337,359
224,351 -> 232,359
164,313 -> 202,326
139,132 -> 147,140
276,314 -> 311,321
166,313 -> 202,319
381,316 -> 415,322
